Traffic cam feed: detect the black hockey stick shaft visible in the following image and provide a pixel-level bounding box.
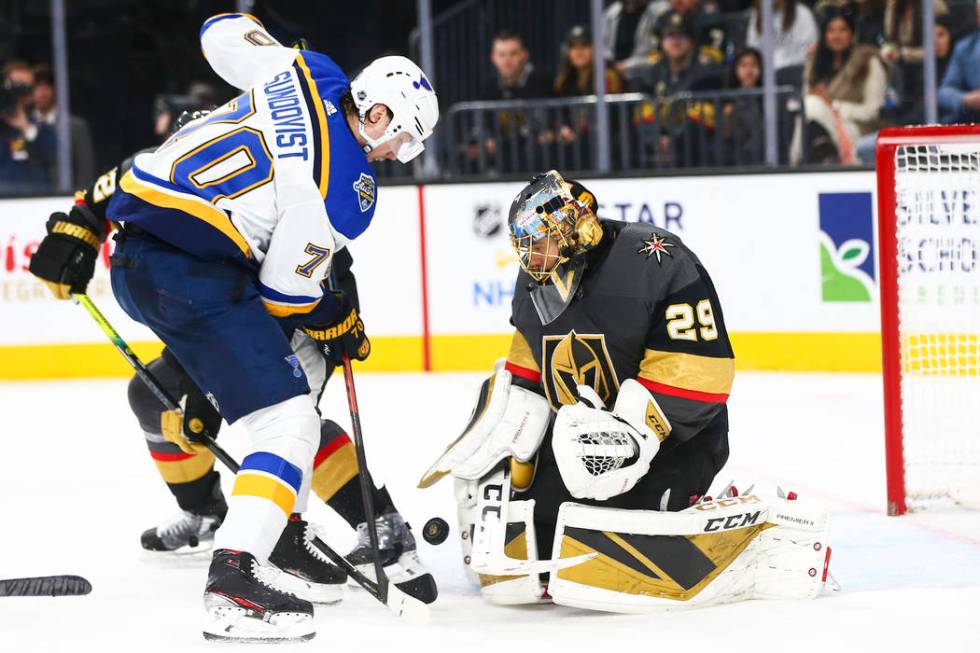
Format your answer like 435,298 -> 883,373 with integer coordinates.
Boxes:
71,293 -> 391,603
338,353 -> 387,601
327,271 -> 388,601
0,575 -> 92,597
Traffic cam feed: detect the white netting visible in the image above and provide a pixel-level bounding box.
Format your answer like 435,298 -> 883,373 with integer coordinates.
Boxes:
576,430 -> 635,477
894,142 -> 980,509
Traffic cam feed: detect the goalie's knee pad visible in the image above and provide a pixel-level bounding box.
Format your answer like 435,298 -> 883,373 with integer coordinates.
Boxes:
548,494 -> 830,613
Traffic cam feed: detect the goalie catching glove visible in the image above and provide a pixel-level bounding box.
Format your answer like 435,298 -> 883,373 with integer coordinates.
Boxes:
28,203 -> 108,299
552,379 -> 669,501
302,294 -> 370,366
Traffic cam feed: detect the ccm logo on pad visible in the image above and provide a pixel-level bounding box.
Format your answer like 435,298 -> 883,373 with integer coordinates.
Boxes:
704,511 -> 763,532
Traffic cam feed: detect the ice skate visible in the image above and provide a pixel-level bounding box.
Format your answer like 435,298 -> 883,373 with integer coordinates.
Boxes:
202,548 -> 315,643
141,492 -> 227,555
264,514 -> 346,605
348,511 -> 438,604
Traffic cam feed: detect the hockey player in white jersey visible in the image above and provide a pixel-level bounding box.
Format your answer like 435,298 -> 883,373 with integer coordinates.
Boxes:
28,13 -> 437,642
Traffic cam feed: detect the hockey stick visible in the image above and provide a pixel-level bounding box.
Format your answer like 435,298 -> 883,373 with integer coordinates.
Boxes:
0,575 -> 92,597
326,272 -> 388,602
72,293 -> 429,624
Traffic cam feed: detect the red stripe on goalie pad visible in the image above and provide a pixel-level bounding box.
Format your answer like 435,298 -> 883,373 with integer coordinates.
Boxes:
505,361 -> 541,383
636,377 -> 729,404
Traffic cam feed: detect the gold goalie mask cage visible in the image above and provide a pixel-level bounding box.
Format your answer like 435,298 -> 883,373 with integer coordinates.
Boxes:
507,171 -> 602,284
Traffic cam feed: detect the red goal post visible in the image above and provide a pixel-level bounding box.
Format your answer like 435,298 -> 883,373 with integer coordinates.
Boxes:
876,124 -> 980,516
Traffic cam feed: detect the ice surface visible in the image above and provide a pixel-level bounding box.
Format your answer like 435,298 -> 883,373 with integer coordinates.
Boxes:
1,372 -> 978,652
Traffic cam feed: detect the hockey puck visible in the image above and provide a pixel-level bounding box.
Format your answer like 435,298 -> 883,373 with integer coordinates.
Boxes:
422,517 -> 449,545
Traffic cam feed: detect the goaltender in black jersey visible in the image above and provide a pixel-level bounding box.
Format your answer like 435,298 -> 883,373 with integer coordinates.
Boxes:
420,171 -> 832,613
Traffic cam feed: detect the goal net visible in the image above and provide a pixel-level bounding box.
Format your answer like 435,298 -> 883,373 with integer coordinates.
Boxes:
877,126 -> 980,515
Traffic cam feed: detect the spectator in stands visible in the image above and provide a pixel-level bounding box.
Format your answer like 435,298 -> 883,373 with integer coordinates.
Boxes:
856,12 -> 957,162
552,25 -> 627,169
651,0 -> 732,66
30,64 -> 96,188
792,7 -> 887,163
637,12 -> 724,166
481,30 -> 552,102
555,25 -> 627,98
881,0 -> 948,108
849,0 -> 886,46
0,60 -> 56,193
721,48 -> 766,164
604,0 -> 670,73
745,0 -> 819,75
465,30 -> 551,174
938,1 -> 980,124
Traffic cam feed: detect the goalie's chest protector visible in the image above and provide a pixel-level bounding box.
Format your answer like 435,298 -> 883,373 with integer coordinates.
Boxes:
511,220 -> 683,412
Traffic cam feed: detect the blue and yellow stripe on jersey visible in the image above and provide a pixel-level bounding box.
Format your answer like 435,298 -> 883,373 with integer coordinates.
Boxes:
112,165 -> 254,264
258,280 -> 322,318
231,451 -> 303,516
293,53 -> 330,200
292,50 -> 378,241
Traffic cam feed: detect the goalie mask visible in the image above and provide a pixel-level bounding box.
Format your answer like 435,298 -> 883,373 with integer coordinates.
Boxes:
507,171 -> 602,285
508,171 -> 602,324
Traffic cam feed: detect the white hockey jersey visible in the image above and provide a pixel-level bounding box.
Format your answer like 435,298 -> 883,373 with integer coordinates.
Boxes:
108,13 -> 378,318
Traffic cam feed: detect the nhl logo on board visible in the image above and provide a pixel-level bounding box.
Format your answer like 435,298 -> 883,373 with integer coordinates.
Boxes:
473,203 -> 502,238
638,233 -> 674,264
353,172 -> 376,213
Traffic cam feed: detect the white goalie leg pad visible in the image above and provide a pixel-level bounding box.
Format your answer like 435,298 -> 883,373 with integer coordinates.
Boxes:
454,477 -> 481,587
419,364 -> 550,487
476,499 -> 548,605
454,479 -> 547,604
552,380 -> 665,501
549,495 -> 830,613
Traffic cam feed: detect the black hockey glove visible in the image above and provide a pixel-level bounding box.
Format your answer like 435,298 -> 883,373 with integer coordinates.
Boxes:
28,204 -> 107,300
302,295 -> 371,366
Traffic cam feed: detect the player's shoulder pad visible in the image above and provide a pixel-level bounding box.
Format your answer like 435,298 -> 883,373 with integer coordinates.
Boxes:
199,12 -> 264,41
324,161 -> 377,241
294,50 -> 350,110
614,222 -> 702,288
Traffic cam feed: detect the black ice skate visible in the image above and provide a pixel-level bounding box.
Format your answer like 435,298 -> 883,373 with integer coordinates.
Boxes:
202,548 -> 315,642
348,512 -> 438,604
265,514 -> 347,604
141,492 -> 227,555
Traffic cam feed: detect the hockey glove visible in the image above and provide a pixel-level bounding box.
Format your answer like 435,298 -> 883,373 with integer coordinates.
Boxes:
302,296 -> 371,366
552,381 -> 666,500
160,385 -> 222,455
29,204 -> 108,299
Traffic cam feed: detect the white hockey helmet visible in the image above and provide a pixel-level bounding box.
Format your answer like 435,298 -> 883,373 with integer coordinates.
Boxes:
349,55 -> 439,163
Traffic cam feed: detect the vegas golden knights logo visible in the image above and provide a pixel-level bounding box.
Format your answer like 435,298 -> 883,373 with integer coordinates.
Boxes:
542,331 -> 620,411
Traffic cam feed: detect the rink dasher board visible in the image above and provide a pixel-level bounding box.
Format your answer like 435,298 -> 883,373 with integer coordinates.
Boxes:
0,171 -> 888,376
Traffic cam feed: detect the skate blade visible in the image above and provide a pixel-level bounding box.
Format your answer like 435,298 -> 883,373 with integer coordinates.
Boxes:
254,564 -> 344,606
203,605 -> 315,643
141,539 -> 214,558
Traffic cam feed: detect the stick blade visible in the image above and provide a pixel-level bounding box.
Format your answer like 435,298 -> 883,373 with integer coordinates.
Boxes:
0,575 -> 92,597
468,552 -> 596,576
384,583 -> 431,625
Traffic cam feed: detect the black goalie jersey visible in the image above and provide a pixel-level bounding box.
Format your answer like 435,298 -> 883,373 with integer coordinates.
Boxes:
503,219 -> 734,516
